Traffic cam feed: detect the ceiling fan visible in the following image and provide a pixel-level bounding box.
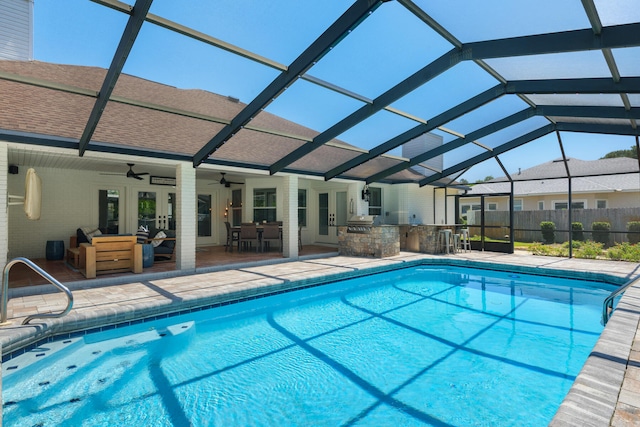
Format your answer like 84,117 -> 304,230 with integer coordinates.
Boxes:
101,163 -> 149,180
216,172 -> 243,187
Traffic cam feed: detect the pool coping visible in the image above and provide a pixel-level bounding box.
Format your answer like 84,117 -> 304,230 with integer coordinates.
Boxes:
1,253 -> 639,426
2,256 -> 632,359
550,277 -> 640,426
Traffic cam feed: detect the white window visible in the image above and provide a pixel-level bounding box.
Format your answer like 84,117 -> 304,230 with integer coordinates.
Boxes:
597,199 -> 607,209
298,189 -> 307,227
538,201 -> 544,210
231,189 -> 242,226
487,203 -> 497,211
513,199 -> 523,211
553,200 -> 586,210
368,187 -> 382,216
460,203 -> 481,220
253,188 -> 277,222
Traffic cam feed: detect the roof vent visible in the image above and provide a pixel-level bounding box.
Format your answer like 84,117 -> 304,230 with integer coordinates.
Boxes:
227,96 -> 240,103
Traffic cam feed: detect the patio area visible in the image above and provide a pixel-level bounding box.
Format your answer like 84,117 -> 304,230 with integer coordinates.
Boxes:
6,244 -> 339,288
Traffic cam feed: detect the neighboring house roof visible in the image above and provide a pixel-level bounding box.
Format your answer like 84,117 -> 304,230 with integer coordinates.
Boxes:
467,158 -> 640,196
0,60 -> 429,184
491,157 -> 639,182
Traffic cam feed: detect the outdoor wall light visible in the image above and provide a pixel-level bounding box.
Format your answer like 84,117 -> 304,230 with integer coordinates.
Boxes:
361,185 -> 370,202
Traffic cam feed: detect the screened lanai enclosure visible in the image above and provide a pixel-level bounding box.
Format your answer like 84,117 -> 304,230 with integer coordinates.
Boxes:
1,0 -> 639,258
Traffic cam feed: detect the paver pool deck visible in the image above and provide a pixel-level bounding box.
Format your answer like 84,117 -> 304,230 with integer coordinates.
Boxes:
2,250 -> 639,426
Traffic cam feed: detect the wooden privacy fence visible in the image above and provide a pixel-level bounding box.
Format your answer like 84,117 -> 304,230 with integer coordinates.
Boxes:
468,208 -> 640,244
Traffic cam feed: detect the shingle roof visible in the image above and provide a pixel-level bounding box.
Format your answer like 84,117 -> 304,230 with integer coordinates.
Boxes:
0,60 -> 424,183
490,157 -> 639,182
467,157 -> 640,196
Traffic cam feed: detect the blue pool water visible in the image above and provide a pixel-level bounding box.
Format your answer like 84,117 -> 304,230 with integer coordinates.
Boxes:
3,266 -> 615,426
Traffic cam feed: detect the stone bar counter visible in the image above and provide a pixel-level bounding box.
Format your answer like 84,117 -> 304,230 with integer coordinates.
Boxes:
399,224 -> 459,254
338,225 -> 400,258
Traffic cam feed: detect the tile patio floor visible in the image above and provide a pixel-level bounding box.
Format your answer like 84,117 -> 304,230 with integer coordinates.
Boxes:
1,249 -> 639,426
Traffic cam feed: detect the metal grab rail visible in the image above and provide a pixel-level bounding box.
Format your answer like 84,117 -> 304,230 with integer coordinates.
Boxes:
1,257 -> 74,325
602,279 -> 636,325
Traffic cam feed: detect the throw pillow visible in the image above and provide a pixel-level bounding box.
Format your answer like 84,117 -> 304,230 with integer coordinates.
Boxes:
151,231 -> 166,248
136,226 -> 149,244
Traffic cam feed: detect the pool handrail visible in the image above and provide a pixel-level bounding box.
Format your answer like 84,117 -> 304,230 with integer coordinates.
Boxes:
602,279 -> 635,325
1,257 -> 74,325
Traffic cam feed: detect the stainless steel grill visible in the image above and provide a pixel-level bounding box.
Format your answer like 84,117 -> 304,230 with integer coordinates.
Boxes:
346,215 -> 376,233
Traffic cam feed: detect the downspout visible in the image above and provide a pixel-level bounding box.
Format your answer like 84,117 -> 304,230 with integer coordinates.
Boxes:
444,187 -> 448,223
432,187 -> 436,223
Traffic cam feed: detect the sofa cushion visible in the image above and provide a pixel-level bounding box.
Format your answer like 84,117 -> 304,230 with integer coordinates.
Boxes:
151,231 -> 166,247
157,229 -> 175,250
154,245 -> 173,255
77,226 -> 102,244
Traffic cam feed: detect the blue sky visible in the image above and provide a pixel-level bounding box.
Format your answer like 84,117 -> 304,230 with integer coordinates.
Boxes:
33,0 -> 638,182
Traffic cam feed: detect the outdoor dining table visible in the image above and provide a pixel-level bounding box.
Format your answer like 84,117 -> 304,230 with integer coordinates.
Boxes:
231,224 -> 282,251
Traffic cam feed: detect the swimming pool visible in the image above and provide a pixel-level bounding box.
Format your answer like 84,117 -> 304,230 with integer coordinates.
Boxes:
3,265 -> 616,426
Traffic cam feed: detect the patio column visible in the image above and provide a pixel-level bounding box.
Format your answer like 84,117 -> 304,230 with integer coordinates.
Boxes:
282,175 -> 298,259
0,143 -> 7,267
176,162 -> 196,271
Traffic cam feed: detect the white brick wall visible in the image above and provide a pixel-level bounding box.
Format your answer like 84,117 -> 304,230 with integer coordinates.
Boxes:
282,175 -> 298,258
408,184 -> 436,224
7,165 -> 94,259
176,163 -> 196,270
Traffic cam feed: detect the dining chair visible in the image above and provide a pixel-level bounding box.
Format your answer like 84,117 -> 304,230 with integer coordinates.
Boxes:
224,221 -> 239,252
261,223 -> 281,252
239,223 -> 259,252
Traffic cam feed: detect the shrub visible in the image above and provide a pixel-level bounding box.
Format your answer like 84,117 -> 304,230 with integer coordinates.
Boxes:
573,240 -> 603,259
571,222 -> 584,241
540,221 -> 556,244
530,242 -> 555,256
591,222 -> 611,246
607,242 -> 640,262
627,221 -> 640,245
562,240 -> 582,249
530,242 -> 568,257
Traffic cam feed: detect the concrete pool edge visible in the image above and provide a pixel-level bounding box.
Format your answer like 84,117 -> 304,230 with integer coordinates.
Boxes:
1,253 -> 639,426
550,276 -> 640,426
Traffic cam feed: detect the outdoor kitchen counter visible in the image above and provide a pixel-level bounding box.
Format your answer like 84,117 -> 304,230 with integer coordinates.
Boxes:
338,225 -> 400,258
399,224 -> 461,254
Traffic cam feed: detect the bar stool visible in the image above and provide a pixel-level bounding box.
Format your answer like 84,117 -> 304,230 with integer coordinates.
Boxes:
459,228 -> 470,252
438,229 -> 454,254
453,233 -> 461,253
